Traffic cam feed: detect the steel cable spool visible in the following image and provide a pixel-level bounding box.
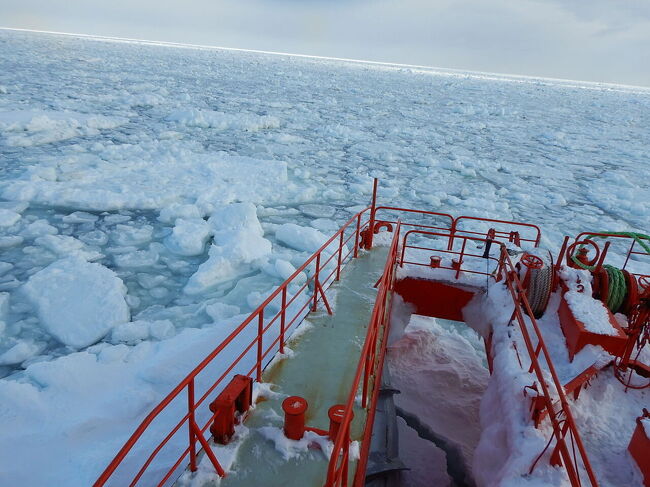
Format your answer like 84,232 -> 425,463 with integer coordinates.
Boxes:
517,250 -> 554,318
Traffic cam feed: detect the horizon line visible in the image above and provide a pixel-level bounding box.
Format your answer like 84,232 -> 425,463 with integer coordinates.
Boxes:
2,26 -> 649,93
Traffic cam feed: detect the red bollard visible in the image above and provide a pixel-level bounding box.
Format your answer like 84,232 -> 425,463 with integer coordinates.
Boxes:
208,375 -> 253,445
328,404 -> 352,441
628,409 -> 650,485
210,396 -> 236,444
430,256 -> 441,268
282,396 -> 308,440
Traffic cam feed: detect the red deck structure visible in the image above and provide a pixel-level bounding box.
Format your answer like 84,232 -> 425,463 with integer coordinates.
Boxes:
94,179 -> 650,487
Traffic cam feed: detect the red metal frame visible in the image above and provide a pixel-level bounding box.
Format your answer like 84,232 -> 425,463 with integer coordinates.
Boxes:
571,232 -> 650,280
399,229 -> 503,279
393,277 -> 477,322
628,409 -> 650,485
387,225 -> 598,486
325,222 -> 401,487
499,247 -> 598,486
94,207 -> 373,487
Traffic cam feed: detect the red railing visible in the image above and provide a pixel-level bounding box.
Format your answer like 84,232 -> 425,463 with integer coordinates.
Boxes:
325,221 -> 402,487
499,246 -> 598,486
572,231 -> 650,280
94,180 -> 595,487
373,207 -> 541,249
94,207 -> 373,487
453,215 -> 541,247
399,229 -> 503,279
392,223 -> 597,486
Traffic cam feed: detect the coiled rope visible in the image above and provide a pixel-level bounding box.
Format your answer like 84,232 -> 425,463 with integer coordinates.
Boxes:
527,251 -> 554,318
570,231 -> 650,313
604,265 -> 626,313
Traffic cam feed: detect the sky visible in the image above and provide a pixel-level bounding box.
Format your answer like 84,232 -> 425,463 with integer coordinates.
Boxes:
1,0 -> 649,87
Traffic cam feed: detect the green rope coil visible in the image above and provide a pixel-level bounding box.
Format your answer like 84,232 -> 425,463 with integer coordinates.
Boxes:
569,231 -> 649,313
604,264 -> 626,313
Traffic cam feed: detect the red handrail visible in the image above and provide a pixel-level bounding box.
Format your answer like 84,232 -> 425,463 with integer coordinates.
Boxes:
94,200 -> 597,487
454,215 -> 542,247
386,225 -> 597,486
325,221 -> 401,487
573,231 -> 650,277
498,247 -> 598,486
399,229 -> 502,279
94,207 -> 372,486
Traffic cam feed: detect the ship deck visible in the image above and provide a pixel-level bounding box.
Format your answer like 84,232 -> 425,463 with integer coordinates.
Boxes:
184,247 -> 388,487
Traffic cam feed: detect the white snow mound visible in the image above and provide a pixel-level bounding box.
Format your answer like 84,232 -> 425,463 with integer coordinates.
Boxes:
22,258 -> 130,348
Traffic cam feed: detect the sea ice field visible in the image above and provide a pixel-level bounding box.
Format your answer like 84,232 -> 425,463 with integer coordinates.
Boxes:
0,29 -> 649,486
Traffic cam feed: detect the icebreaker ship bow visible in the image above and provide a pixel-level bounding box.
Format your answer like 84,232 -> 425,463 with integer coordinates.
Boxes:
95,179 -> 650,487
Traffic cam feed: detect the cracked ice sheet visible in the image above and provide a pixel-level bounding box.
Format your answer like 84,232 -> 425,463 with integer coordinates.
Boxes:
0,29 -> 649,487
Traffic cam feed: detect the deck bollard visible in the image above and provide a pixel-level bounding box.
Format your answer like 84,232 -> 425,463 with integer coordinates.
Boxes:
430,256 -> 441,268
328,404 -> 352,441
282,396 -> 308,440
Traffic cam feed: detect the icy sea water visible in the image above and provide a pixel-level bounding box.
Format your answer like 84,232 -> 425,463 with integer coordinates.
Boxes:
0,30 -> 649,486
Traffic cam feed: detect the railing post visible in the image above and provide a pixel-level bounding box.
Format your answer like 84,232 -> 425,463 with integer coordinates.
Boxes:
447,219 -> 457,251
280,287 -> 287,354
354,214 -> 361,258
257,310 -> 264,382
400,233 -> 407,267
366,178 -> 379,250
623,239 -> 635,269
336,231 -> 344,280
188,380 -> 197,472
455,239 -> 467,279
593,241 -> 611,274
312,254 -> 321,312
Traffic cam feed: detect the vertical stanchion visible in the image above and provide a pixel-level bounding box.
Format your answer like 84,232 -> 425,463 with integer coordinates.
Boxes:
456,238 -> 467,279
623,239 -> 635,269
447,219 -> 457,251
366,178 -> 378,250
257,310 -> 264,382
312,254 -> 321,312
336,231 -> 344,280
593,241 -> 611,274
188,380 -> 197,472
354,214 -> 361,258
280,287 -> 287,354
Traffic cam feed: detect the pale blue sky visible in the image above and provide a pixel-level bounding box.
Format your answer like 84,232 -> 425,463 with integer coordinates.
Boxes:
2,0 -> 649,86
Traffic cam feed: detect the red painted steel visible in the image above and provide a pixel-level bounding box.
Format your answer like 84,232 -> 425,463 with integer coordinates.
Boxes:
628,409 -> 650,486
453,215 -> 542,247
393,277 -> 477,322
325,221 -> 401,487
499,248 -> 599,487
328,405 -> 349,442
572,232 -> 650,280
558,294 -> 627,361
208,375 -> 252,444
282,396 -> 308,441
399,228 -> 502,279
